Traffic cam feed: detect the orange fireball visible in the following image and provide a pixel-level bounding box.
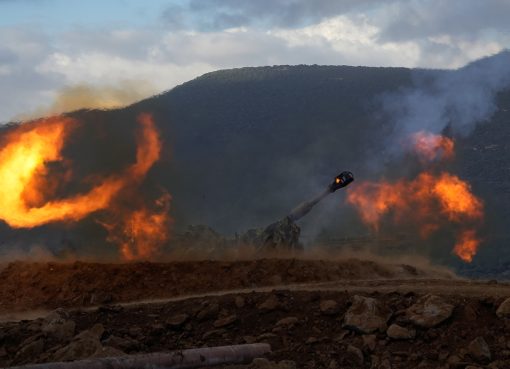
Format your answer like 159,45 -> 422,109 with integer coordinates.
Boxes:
0,113 -> 170,261
346,171 -> 484,262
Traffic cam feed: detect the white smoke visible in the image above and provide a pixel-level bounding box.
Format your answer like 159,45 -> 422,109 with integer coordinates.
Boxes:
382,50 -> 510,146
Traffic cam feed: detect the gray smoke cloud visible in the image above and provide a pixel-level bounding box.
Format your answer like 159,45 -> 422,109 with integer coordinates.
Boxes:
382,50 -> 510,147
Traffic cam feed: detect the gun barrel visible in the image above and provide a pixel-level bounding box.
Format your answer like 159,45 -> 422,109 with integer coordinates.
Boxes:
287,171 -> 354,222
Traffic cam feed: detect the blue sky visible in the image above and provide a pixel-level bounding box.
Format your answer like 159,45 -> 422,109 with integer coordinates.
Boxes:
1,0 -> 509,122
0,0 -> 170,29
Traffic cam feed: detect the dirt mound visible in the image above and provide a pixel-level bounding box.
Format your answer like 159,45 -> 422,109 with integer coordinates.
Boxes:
0,258 -> 449,313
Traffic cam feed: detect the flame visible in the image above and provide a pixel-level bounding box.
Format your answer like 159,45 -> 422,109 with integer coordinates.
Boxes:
346,171 -> 483,262
0,117 -> 122,228
411,131 -> 454,162
103,192 -> 172,260
0,112 -> 170,260
454,230 -> 480,263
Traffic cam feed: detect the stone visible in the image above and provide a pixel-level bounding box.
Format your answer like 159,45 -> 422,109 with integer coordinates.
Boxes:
213,314 -> 238,328
102,335 -> 139,351
379,358 -> 392,369
166,313 -> 189,328
447,354 -> 461,365
41,309 -> 76,341
320,300 -> 339,315
496,297 -> 510,318
276,317 -> 298,327
257,295 -> 280,311
386,324 -> 416,339
468,336 -> 491,362
306,337 -> 319,344
343,295 -> 391,334
346,345 -> 364,365
243,335 -> 257,344
362,334 -> 377,352
202,329 -> 226,340
405,295 -> 454,328
250,358 -> 272,368
248,358 -> 287,368
277,360 -> 297,369
75,324 -> 105,340
91,346 -> 125,358
52,336 -> 102,361
196,301 -> 219,321
15,339 -> 44,360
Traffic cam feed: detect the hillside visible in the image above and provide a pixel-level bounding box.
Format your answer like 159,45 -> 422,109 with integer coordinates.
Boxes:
1,60 -> 510,275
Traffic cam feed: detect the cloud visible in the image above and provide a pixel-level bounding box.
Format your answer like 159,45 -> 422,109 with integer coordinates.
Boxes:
0,1 -> 509,122
377,0 -> 510,42
162,0 -> 388,31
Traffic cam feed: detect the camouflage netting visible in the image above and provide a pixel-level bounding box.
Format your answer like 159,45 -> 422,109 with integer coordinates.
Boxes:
241,216 -> 302,251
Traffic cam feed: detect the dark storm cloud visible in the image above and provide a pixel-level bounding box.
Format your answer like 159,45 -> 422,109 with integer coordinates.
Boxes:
378,0 -> 510,42
162,0 -> 390,30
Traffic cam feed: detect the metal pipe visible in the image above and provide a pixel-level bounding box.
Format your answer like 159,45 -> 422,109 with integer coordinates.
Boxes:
4,343 -> 271,369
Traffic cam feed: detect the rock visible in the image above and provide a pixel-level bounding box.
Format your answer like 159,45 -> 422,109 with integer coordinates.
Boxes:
52,323 -> 107,361
404,295 -> 454,328
465,366 -> 483,369
320,300 -> 339,315
75,324 -> 105,340
256,333 -> 280,348
496,297 -> 510,318
166,313 -> 189,328
213,314 -> 238,328
91,346 -> 125,358
15,338 -> 44,360
102,335 -> 139,351
276,317 -> 298,327
250,358 -> 272,368
346,344 -> 364,365
277,360 -> 297,369
334,330 -> 350,342
243,335 -> 257,344
41,309 -> 76,341
249,359 -> 295,369
306,337 -> 318,344
379,358 -> 392,369
343,295 -> 391,333
468,336 -> 491,362
362,334 -> 377,352
447,355 -> 461,365
386,324 -> 416,340
52,336 -> 102,361
257,295 -> 280,311
202,329 -> 226,340
196,301 -> 220,321
235,296 -> 246,308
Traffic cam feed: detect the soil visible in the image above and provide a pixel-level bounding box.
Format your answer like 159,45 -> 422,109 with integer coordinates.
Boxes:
2,259 -> 510,368
0,258 -> 448,313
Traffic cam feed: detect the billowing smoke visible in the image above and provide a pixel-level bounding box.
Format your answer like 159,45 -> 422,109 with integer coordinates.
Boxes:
343,50 -> 510,264
17,80 -> 156,121
382,50 -> 510,149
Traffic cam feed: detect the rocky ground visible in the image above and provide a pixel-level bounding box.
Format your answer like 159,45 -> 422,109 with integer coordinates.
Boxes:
1,259 -> 510,368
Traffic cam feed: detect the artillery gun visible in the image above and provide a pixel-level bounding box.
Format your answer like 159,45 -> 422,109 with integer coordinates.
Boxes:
241,171 -> 354,251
